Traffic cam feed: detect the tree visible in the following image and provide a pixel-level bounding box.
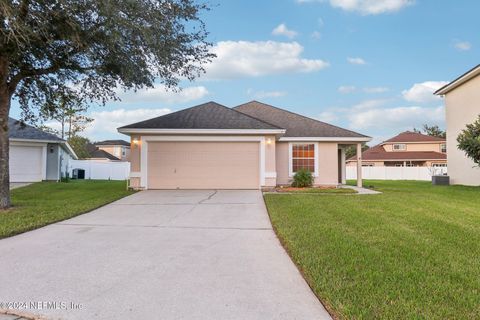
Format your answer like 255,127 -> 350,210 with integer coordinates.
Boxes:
345,144 -> 370,159
457,115 -> 480,167
68,135 -> 91,159
413,124 -> 446,139
41,94 -> 93,139
0,0 -> 214,208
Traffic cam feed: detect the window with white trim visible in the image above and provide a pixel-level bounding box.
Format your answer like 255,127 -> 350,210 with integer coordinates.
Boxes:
441,143 -> 447,153
292,143 -> 315,173
393,143 -> 406,151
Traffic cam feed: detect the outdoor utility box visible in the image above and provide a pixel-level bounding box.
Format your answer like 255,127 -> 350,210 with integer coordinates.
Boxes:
432,175 -> 450,185
72,169 -> 86,180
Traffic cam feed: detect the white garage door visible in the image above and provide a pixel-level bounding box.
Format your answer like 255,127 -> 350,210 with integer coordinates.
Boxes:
10,145 -> 44,182
147,142 -> 260,189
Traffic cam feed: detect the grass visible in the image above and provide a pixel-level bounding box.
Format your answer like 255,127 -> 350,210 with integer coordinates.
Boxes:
275,187 -> 357,194
1,180 -> 134,239
264,180 -> 480,320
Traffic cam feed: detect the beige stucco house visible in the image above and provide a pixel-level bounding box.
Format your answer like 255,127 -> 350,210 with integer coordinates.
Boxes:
435,64 -> 480,186
347,131 -> 447,167
118,101 -> 371,190
95,140 -> 131,161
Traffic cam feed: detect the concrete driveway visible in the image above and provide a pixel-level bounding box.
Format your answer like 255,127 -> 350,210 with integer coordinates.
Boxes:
0,190 -> 331,320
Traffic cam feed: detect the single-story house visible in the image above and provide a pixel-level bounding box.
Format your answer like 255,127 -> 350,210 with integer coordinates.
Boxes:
435,64 -> 480,186
118,101 -> 371,190
95,140 -> 130,161
347,131 -> 447,167
9,118 -> 77,182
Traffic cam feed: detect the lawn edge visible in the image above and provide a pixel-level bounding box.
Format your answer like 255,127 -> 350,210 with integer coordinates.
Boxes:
0,189 -> 137,240
262,194 -> 340,320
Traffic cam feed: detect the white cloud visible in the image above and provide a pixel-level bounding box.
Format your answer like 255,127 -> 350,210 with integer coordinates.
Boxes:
454,40 -> 472,51
203,41 -> 329,79
347,57 -> 367,65
348,105 -> 445,130
338,86 -> 357,94
85,108 -> 172,139
272,23 -> 298,39
317,111 -> 338,123
296,0 -> 414,15
402,81 -> 448,103
363,87 -> 389,93
118,85 -> 209,104
311,31 -> 322,39
352,99 -> 390,110
330,0 -> 414,15
247,89 -> 287,99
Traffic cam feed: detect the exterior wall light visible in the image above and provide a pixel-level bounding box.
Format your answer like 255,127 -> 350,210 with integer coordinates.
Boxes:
132,138 -> 140,146
266,138 -> 272,145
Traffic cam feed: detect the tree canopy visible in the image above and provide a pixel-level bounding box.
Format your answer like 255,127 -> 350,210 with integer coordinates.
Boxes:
457,115 -> 480,167
0,0 -> 215,208
414,124 -> 446,139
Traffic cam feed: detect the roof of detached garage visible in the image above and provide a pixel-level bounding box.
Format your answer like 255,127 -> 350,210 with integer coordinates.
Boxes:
8,117 -> 63,142
119,102 -> 282,131
235,101 -> 369,138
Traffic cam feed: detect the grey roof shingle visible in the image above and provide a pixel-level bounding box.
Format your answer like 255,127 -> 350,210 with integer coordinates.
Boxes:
9,118 -> 63,142
234,101 -> 369,138
95,139 -> 130,147
86,144 -> 121,160
119,101 -> 282,130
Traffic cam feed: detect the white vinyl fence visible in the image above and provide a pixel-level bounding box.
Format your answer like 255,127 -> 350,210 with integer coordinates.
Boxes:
346,166 -> 447,181
70,160 -> 130,180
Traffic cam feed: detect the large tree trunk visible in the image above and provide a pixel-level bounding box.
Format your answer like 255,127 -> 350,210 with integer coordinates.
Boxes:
0,58 -> 11,209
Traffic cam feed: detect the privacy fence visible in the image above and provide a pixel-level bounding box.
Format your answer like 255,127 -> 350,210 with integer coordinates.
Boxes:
346,166 -> 448,181
70,160 -> 130,181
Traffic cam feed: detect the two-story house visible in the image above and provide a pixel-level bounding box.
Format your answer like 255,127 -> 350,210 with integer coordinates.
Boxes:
347,131 -> 447,167
95,140 -> 131,161
435,64 -> 480,186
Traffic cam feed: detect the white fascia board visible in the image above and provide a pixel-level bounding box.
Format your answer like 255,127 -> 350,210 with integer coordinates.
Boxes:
61,142 -> 78,160
118,128 -> 285,135
435,66 -> 480,95
279,137 -> 371,142
10,138 -> 64,144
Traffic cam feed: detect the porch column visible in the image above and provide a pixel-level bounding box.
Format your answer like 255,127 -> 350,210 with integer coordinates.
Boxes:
356,143 -> 363,188
341,148 -> 346,184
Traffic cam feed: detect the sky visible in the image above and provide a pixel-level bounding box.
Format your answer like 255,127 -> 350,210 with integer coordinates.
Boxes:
9,0 -> 480,145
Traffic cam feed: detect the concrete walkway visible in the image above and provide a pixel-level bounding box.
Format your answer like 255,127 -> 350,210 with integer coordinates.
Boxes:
340,185 -> 382,194
9,183 -> 32,190
0,190 -> 331,320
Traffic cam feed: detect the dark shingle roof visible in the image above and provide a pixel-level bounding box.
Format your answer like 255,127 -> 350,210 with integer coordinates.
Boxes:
234,101 -> 369,138
86,144 -> 120,160
8,118 -> 63,142
120,101 -> 282,130
348,145 -> 447,161
383,131 -> 445,143
95,139 -> 130,147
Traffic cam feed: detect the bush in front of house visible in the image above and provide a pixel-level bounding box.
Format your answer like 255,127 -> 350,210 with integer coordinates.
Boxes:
292,169 -> 313,188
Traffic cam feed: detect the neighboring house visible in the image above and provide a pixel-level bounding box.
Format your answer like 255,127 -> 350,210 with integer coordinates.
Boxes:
347,131 -> 447,167
118,101 -> 371,190
95,140 -> 130,161
9,118 -> 77,182
435,64 -> 480,186
85,144 -> 121,161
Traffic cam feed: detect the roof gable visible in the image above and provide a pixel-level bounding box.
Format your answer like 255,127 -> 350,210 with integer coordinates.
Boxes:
435,64 -> 480,95
119,101 -> 282,130
9,118 -> 63,142
383,131 -> 445,144
234,101 -> 369,138
348,145 -> 446,161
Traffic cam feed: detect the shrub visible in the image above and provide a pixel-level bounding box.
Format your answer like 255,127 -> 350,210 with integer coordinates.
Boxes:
292,169 -> 313,188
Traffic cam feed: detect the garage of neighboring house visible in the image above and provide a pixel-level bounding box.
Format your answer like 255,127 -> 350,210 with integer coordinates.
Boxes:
146,141 -> 260,189
8,118 -> 78,183
10,144 -> 46,182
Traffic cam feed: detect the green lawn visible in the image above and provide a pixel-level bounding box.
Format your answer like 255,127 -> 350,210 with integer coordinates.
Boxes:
264,180 -> 480,320
0,180 -> 134,239
275,187 -> 357,194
